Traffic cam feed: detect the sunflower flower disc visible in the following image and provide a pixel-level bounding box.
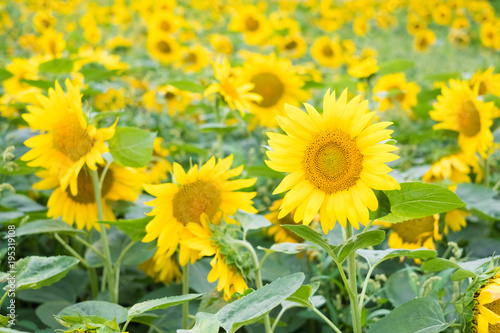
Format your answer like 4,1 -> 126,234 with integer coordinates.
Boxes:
266,89 -> 400,233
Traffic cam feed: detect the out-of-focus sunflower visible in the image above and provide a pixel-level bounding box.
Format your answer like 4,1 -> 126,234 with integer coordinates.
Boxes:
240,53 -> 308,128
348,58 -> 379,79
469,67 -> 500,96
311,36 -> 343,68
182,215 -> 248,300
209,34 -> 233,55
414,29 -> 436,52
146,33 -> 181,65
142,155 -> 257,265
38,30 -> 66,58
229,5 -> 271,46
265,199 -> 305,244
143,85 -> 194,116
480,21 -> 500,50
94,88 -> 128,111
430,80 -> 498,158
21,79 -> 116,195
139,250 -> 182,284
473,270 -> 500,333
447,29 -> 470,48
407,14 -> 427,35
3,58 -> 40,101
452,16 -> 470,30
176,44 -> 209,73
373,73 -> 420,112
143,137 -> 171,185
275,33 -> 307,59
266,89 -> 400,233
385,215 -> 442,250
422,153 -> 476,185
204,57 -> 262,116
353,16 -> 369,36
33,11 -> 56,32
432,4 -> 452,25
34,163 -> 142,230
149,10 -> 182,35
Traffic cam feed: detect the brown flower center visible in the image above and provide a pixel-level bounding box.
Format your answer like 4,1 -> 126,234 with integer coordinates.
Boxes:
322,44 -> 334,57
392,216 -> 435,244
66,166 -> 113,204
157,40 -> 171,54
172,180 -> 221,225
250,72 -> 285,108
52,117 -> 95,162
245,16 -> 260,31
159,20 -> 171,32
303,130 -> 363,194
458,100 -> 481,137
285,40 -> 298,50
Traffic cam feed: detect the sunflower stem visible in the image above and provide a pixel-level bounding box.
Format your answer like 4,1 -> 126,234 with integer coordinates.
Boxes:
0,290 -> 9,308
310,306 -> 343,333
484,157 -> 490,187
182,263 -> 190,329
344,224 -> 362,333
90,169 -> 117,303
54,233 -> 88,267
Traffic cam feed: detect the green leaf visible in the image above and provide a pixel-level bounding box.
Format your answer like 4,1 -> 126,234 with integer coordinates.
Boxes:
36,301 -> 72,328
332,230 -> 385,263
455,183 -> 500,220
0,160 -> 39,175
79,63 -> 120,82
178,312 -> 219,333
422,258 -> 461,272
0,211 -> 24,223
451,270 -> 477,281
19,79 -> 54,90
0,68 -> 13,81
58,301 -> 128,324
14,256 -> 79,290
1,194 -> 46,212
99,216 -> 152,242
378,59 -> 415,75
282,225 -> 337,258
379,182 -> 465,223
357,248 -> 437,267
281,284 -> 316,308
169,81 -> 204,93
245,165 -> 283,179
367,298 -> 451,333
258,242 -> 316,255
234,210 -> 271,233
128,294 -> 202,318
108,127 -> 156,168
369,190 -> 391,220
216,272 -> 305,333
39,58 -> 75,73
14,219 -> 85,237
424,72 -> 461,81
199,123 -> 238,134
0,328 -> 30,333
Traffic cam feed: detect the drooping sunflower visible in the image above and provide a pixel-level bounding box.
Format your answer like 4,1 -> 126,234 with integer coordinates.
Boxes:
239,53 -> 308,128
373,73 -> 420,112
182,215 -> 248,300
385,215 -> 442,250
473,270 -> 500,333
33,163 -> 142,230
204,57 -> 262,116
139,250 -> 182,284
142,155 -> 257,265
430,80 -> 498,158
266,89 -> 400,233
311,36 -> 343,68
21,79 -> 117,195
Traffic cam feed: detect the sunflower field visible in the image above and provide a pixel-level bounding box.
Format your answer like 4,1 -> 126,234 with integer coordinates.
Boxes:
1,0 -> 500,332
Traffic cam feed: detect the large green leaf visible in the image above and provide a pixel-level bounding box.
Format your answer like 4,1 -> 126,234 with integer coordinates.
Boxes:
1,194 -> 46,212
58,301 -> 128,324
108,127 -> 156,168
14,219 -> 84,237
128,294 -> 202,318
332,230 -> 385,263
357,248 -> 437,267
455,183 -> 500,220
379,182 -> 465,223
216,272 -> 305,333
0,68 -> 13,81
234,210 -> 271,234
177,312 -> 219,333
99,216 -> 152,242
11,256 -> 79,290
39,58 -> 75,73
369,190 -> 391,220
367,298 -> 451,333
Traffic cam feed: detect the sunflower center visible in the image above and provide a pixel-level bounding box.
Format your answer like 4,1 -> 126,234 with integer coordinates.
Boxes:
172,180 -> 221,225
391,216 -> 435,244
485,299 -> 500,316
478,81 -> 487,95
303,130 -> 363,194
66,166 -> 113,204
245,16 -> 260,31
419,37 -> 429,49
159,20 -> 171,32
250,72 -> 285,108
52,117 -> 95,162
157,40 -> 171,54
184,52 -> 197,65
488,323 -> 500,333
458,100 -> 481,137
322,45 -> 334,57
165,92 -> 175,100
285,40 -> 298,50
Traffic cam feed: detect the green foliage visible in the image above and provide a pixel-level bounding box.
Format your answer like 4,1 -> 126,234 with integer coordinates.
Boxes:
128,294 -> 202,318
377,59 -> 415,75
108,127 -> 156,168
169,81 -> 204,93
15,219 -> 85,236
177,312 -> 219,333
38,58 -> 75,73
455,183 -> 500,220
99,216 -> 152,242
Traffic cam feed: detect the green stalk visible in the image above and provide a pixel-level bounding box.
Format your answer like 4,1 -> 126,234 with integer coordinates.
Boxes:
90,169 -> 117,303
54,233 -> 88,267
344,225 -> 362,333
484,157 -> 490,187
310,306 -> 343,333
0,290 -> 8,308
182,263 -> 190,329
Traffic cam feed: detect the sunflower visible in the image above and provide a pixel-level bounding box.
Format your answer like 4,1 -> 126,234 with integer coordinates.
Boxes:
139,250 -> 182,284
414,29 -> 436,52
33,163 -> 142,230
469,67 -> 500,96
276,33 -> 307,59
430,80 -> 498,158
146,33 -> 181,65
480,21 -> 500,50
94,88 -> 128,111
240,53 -> 308,128
204,57 -> 262,116
385,215 -> 442,250
373,73 -> 420,112
182,215 -> 248,300
422,153 -> 474,184
143,85 -> 194,116
143,137 -> 171,185
229,5 -> 271,45
266,89 -> 400,233
38,30 -> 67,58
209,34 -> 233,55
311,36 -> 343,68
149,10 -> 182,35
406,14 -> 427,35
21,79 -> 117,195
474,270 -> 500,333
353,17 -> 369,36
348,58 -> 379,79
447,29 -> 470,48
33,11 -> 56,32
431,4 -> 452,25
142,155 -> 257,265
265,199 -> 305,244
176,44 -> 209,73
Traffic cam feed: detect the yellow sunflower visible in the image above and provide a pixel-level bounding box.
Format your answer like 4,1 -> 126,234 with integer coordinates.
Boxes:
240,53 -> 308,128
94,88 -> 129,111
430,80 -> 498,158
149,10 -> 182,35
229,5 -> 271,46
33,11 -> 56,32
21,79 -> 117,196
407,14 -> 427,35
176,44 -> 209,73
182,215 -> 248,300
204,57 -> 262,116
143,85 -> 194,116
386,215 -> 442,250
431,4 -> 452,25
373,73 -> 421,112
146,33 -> 181,65
276,33 -> 307,59
139,250 -> 182,284
474,271 -> 500,333
469,67 -> 500,96
38,30 -> 66,58
422,153 -> 474,184
143,137 -> 171,185
447,29 -> 471,48
414,29 -> 436,52
266,89 -> 400,233
142,155 -> 257,265
348,58 -> 379,79
33,163 -> 142,230
266,199 -> 306,244
311,36 -> 343,68
209,34 -> 233,55
480,21 -> 500,50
